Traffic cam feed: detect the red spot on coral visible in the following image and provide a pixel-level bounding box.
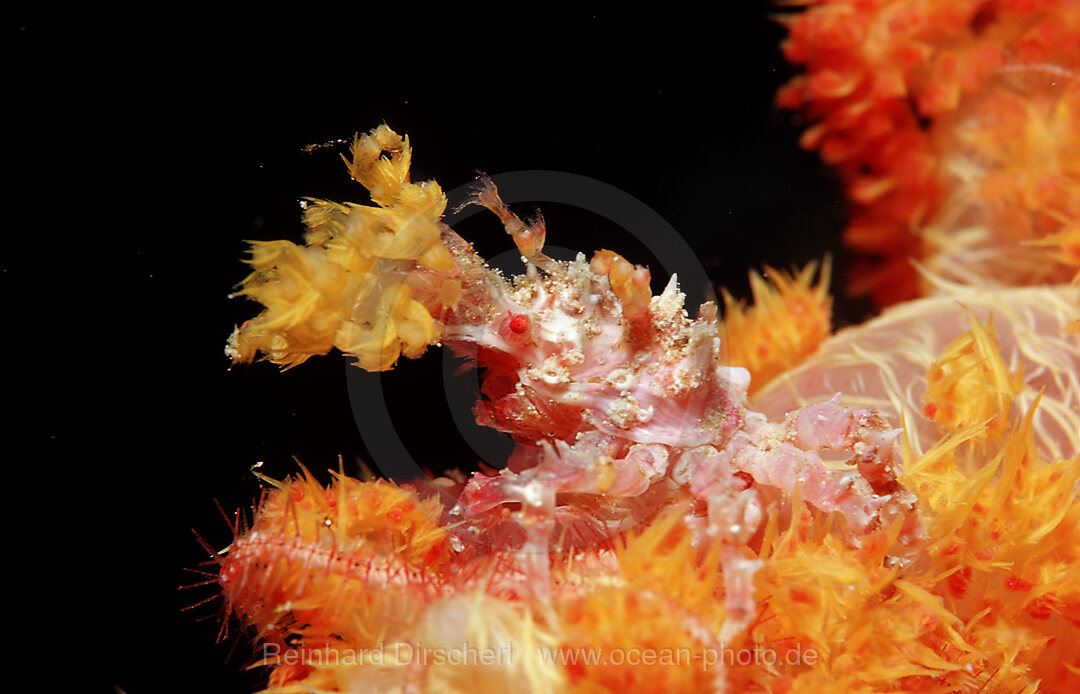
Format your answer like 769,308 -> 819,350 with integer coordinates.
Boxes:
1028,593 -> 1059,620
1063,600 -> 1080,627
1006,574 -> 1033,592
564,657 -> 586,682
947,566 -> 972,598
897,675 -> 938,691
789,588 -> 814,605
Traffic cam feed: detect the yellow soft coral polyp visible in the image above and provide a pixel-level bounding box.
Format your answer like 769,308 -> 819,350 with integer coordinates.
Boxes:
227,124 -> 456,371
898,316 -> 1080,690
718,258 -> 832,393
922,313 -> 1023,437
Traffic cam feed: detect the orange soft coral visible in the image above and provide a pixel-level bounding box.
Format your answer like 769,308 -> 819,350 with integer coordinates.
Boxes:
778,0 -> 1080,305
745,313 -> 1079,692
555,511 -> 730,693
898,317 -> 1075,690
718,259 -> 832,393
752,508 -> 980,692
900,398 -> 1080,690
750,300 -> 1080,691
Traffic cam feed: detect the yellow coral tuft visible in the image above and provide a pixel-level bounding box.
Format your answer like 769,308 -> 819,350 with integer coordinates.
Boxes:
226,240 -> 353,368
899,397 -> 1080,690
754,508 -> 976,692
556,510 -> 728,693
745,311 -> 1079,691
719,258 -> 832,393
226,124 -> 456,371
922,312 -> 1023,438
900,312 -> 1080,691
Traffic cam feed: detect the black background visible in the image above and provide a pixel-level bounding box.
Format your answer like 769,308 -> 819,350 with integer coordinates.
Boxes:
10,4 -> 861,693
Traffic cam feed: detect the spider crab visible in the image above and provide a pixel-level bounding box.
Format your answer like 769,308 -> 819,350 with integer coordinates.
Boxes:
226,125 -> 921,641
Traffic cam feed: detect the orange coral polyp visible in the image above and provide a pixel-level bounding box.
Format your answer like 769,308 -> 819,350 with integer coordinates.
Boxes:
719,259 -> 832,393
920,66 -> 1080,289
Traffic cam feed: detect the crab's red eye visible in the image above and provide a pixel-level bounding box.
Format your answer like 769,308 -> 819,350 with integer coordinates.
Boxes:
508,314 -> 529,335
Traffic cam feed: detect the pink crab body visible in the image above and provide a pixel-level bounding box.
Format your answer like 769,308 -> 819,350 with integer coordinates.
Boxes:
413,177 -> 919,564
